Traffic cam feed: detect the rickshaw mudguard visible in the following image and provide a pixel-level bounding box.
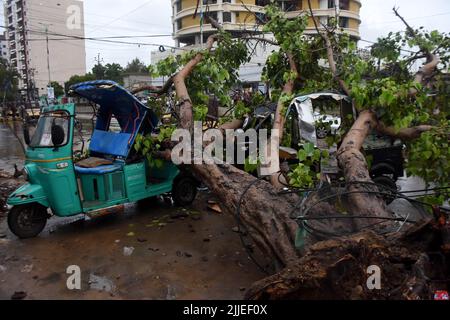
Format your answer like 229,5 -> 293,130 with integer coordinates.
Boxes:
7,183 -> 49,208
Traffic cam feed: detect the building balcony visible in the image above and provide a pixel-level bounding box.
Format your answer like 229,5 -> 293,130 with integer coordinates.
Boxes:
284,8 -> 360,22
175,22 -> 264,39
174,3 -> 264,20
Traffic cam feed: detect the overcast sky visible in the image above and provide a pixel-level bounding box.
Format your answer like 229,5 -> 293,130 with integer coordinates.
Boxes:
1,0 -> 449,73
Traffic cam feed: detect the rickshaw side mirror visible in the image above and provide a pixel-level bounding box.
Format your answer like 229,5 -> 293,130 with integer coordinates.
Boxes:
51,124 -> 65,147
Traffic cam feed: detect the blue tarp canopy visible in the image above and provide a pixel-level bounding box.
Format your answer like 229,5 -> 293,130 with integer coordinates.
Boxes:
69,80 -> 159,159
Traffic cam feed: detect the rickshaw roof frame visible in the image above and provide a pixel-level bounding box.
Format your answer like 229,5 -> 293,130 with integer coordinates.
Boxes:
68,80 -> 159,133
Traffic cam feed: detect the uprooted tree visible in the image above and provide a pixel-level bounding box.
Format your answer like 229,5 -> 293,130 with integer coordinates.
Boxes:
136,4 -> 449,299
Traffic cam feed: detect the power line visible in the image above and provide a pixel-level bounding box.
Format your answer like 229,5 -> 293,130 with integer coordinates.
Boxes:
1,25 -> 180,50
27,34 -> 173,41
24,8 -> 172,34
87,1 -> 153,35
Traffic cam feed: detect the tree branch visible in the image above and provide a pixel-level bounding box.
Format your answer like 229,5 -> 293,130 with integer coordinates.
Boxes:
376,123 -> 434,141
307,0 -> 351,97
393,7 -> 440,92
131,78 -> 173,95
242,36 -> 279,46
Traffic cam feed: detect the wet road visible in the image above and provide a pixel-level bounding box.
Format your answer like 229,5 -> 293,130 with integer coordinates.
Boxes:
0,193 -> 265,300
0,121 -> 265,299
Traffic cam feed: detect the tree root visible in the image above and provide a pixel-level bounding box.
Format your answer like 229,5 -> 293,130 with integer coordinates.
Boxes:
245,229 -> 447,300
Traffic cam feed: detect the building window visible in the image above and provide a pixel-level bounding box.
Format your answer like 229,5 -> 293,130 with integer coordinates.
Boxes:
339,0 -> 350,10
339,17 -> 349,28
223,11 -> 232,23
223,0 -> 231,3
328,0 -> 335,8
278,1 -> 299,12
256,0 -> 270,6
207,12 -> 218,21
177,19 -> 182,31
175,1 -> 182,13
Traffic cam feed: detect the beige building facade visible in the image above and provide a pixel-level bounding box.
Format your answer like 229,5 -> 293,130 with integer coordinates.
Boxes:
4,0 -> 86,97
172,0 -> 361,47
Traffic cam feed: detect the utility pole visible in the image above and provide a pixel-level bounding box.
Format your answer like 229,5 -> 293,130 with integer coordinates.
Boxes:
94,53 -> 104,79
39,23 -> 53,87
19,3 -> 31,106
200,2 -> 204,48
95,53 -> 103,66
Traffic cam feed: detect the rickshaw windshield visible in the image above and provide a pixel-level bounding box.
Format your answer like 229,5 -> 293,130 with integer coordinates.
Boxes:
29,111 -> 70,148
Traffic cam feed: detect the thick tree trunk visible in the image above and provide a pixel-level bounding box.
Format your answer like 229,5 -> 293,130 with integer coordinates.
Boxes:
192,164 -> 300,268
336,110 -> 394,231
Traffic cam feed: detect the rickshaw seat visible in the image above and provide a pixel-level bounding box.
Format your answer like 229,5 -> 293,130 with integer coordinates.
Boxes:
74,129 -> 131,175
89,129 -> 132,158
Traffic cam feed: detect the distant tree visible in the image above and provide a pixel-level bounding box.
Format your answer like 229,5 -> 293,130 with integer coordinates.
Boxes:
124,58 -> 148,74
104,63 -> 124,84
50,81 -> 64,97
92,63 -> 106,79
0,58 -> 19,101
64,73 -> 96,92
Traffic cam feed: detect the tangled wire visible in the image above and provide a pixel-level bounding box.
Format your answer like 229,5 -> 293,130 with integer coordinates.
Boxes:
234,173 -> 450,274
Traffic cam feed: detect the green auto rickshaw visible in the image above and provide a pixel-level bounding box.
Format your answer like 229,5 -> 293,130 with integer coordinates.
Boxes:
7,80 -> 198,238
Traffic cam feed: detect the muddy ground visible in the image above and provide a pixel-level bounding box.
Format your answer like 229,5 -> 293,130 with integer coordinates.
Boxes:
0,174 -> 265,299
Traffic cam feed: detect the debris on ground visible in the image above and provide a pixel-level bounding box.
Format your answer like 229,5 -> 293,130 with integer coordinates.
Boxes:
208,203 -> 223,214
122,246 -> 135,256
166,285 -> 176,300
11,291 -> 27,300
171,211 -> 189,219
89,274 -> 116,293
21,264 -> 33,273
0,170 -> 23,218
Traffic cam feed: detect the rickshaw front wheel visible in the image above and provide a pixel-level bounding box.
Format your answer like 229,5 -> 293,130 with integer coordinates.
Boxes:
8,204 -> 48,239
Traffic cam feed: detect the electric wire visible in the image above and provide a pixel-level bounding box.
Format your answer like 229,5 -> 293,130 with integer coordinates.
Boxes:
235,175 -> 449,272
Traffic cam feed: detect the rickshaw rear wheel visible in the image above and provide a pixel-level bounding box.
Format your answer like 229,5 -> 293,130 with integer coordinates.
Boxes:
8,204 -> 48,239
172,176 -> 198,206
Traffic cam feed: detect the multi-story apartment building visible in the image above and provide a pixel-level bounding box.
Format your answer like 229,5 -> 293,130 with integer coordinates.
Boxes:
150,1 -> 361,87
0,32 -> 9,61
172,0 -> 361,47
4,0 -> 86,98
